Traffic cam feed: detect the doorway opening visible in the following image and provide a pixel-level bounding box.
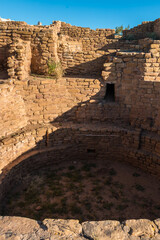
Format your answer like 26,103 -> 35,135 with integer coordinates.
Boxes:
104,83 -> 115,102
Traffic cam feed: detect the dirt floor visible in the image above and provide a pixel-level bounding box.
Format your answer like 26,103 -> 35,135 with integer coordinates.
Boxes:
3,158 -> 160,222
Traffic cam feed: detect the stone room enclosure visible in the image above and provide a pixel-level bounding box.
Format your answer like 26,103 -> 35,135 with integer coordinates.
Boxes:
1,17 -> 160,239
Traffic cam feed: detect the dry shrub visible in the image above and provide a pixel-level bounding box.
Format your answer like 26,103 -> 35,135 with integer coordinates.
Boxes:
48,59 -> 64,79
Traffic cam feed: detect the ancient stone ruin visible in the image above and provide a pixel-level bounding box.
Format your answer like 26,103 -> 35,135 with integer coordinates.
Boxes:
1,18 -> 160,239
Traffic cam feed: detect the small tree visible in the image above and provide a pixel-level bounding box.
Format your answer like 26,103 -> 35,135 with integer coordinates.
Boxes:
115,25 -> 123,35
115,25 -> 130,35
125,25 -> 130,30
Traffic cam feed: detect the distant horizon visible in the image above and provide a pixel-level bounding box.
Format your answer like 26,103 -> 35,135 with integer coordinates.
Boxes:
1,0 -> 160,30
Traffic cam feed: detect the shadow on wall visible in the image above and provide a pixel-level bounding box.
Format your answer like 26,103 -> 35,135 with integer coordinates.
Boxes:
64,55 -> 109,76
59,40 -> 119,76
51,81 -> 124,125
0,64 -> 131,221
62,39 -> 140,77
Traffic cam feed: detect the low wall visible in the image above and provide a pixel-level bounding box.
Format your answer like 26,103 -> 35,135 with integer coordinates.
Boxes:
0,216 -> 160,239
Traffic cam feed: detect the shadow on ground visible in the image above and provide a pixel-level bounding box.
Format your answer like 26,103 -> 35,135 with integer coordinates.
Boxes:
1,147 -> 160,222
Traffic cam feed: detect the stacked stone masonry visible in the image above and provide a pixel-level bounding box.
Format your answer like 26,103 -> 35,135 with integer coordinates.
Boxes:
0,21 -> 60,80
1,18 -> 160,239
1,216 -> 160,240
123,18 -> 160,40
0,20 -> 116,80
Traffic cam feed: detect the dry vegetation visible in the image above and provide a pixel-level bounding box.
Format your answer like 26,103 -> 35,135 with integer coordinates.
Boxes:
3,159 -> 160,222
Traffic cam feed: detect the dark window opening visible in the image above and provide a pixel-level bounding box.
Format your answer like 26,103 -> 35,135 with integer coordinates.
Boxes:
87,149 -> 96,153
0,46 -> 9,80
104,83 -> 115,102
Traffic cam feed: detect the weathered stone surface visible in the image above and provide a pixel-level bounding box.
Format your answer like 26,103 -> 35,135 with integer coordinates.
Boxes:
43,219 -> 83,239
82,220 -> 126,240
0,216 -> 47,239
0,217 -> 84,240
0,217 -> 160,240
124,219 -> 157,238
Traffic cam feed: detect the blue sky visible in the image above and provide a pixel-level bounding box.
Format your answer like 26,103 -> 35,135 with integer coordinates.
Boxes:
1,0 -> 160,30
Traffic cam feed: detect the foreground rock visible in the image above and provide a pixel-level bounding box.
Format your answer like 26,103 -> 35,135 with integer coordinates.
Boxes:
0,216 -> 160,239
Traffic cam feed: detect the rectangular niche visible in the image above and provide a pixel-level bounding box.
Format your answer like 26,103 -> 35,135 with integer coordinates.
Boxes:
0,45 -> 9,80
104,83 -> 115,102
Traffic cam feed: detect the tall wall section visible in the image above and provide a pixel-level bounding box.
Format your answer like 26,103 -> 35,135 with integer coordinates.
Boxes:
102,39 -> 160,132
56,22 -> 116,75
0,21 -> 60,80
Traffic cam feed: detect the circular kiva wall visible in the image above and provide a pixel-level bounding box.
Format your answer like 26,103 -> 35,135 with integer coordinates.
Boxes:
0,124 -> 160,208
1,76 -> 160,177
1,76 -> 160,220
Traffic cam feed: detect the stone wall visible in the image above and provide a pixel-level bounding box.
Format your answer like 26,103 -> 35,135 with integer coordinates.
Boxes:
102,39 -> 160,132
0,84 -> 28,138
0,76 -> 122,171
0,45 -> 8,79
123,18 -> 160,40
0,216 -> 160,240
0,23 -> 11,79
7,39 -> 31,80
0,21 -> 116,80
0,75 -> 128,130
123,21 -> 154,39
2,19 -> 160,81
57,22 -> 116,75
30,22 -> 60,75
1,121 -> 160,193
0,21 -> 60,80
1,120 -> 160,189
59,22 -> 115,39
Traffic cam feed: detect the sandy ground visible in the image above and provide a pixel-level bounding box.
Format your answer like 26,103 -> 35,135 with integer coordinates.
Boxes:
3,158 -> 160,222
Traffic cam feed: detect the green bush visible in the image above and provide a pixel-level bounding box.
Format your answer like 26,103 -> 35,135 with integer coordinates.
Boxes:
115,25 -> 123,35
125,25 -> 130,30
115,25 -> 130,35
47,59 -> 64,79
